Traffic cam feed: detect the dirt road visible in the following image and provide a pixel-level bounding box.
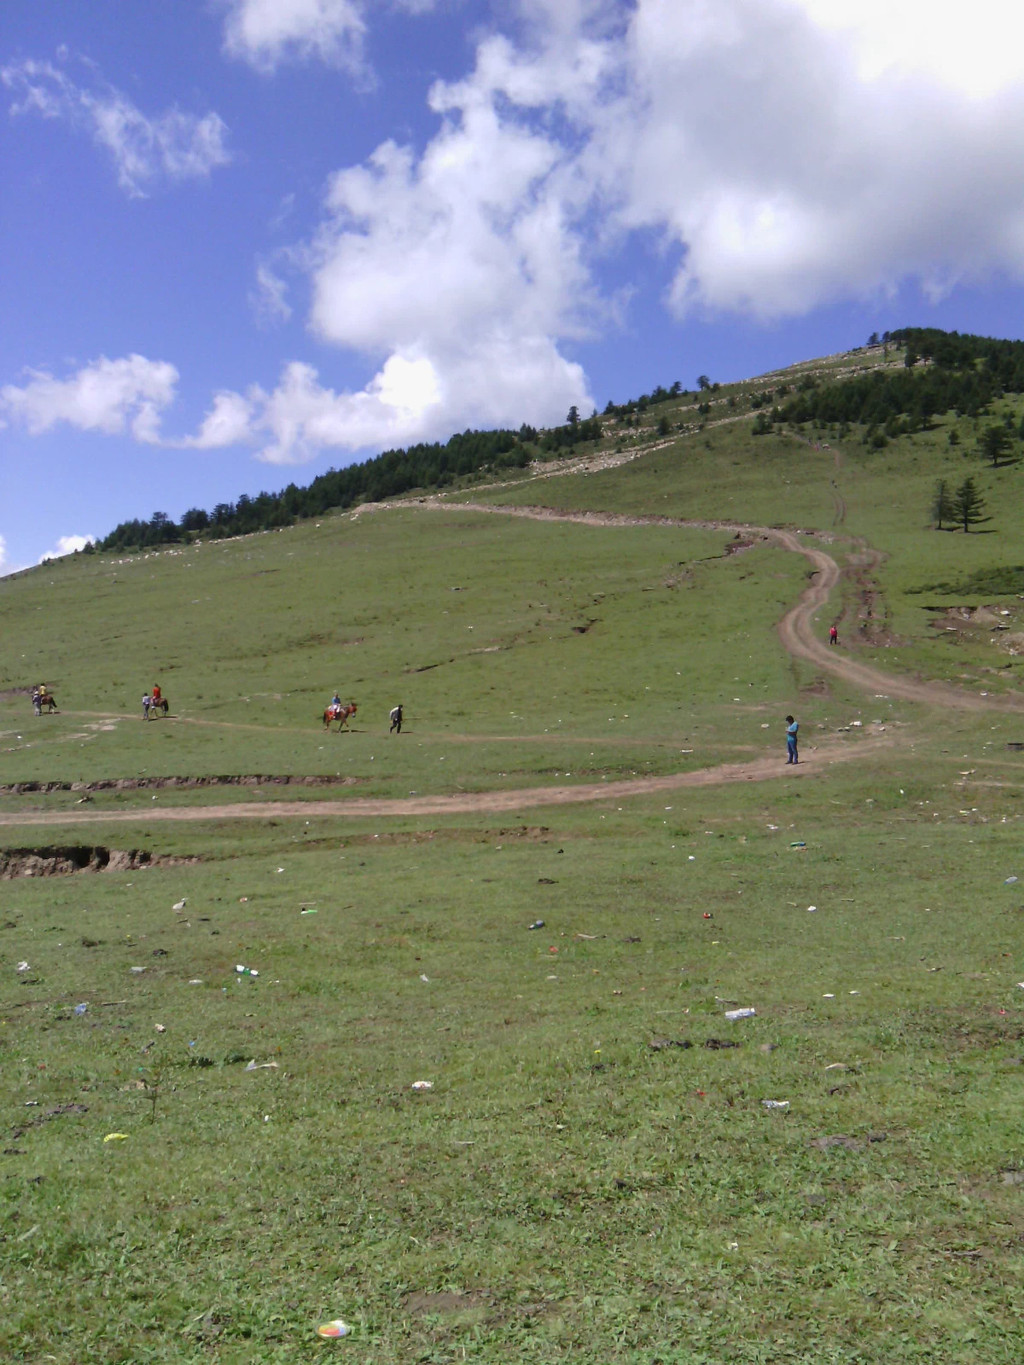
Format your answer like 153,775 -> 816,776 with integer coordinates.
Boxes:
0,733 -> 892,827
768,526 -> 1024,712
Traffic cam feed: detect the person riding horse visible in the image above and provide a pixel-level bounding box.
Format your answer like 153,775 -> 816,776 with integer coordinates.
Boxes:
32,687 -> 58,714
323,700 -> 357,730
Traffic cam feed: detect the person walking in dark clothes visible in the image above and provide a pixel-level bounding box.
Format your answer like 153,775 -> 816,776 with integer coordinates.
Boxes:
389,704 -> 403,734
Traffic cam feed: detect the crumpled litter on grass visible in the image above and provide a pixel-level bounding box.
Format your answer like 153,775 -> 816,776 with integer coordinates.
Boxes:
317,1319 -> 351,1338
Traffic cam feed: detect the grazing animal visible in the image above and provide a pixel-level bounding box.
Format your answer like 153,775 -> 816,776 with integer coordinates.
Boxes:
322,701 -> 357,731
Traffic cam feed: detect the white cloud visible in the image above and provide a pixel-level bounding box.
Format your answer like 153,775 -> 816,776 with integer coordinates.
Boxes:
1,58 -> 230,195
598,0 -> 1024,317
246,339 -> 589,463
337,0 -> 1024,336
171,327 -> 590,463
245,0 -> 1024,460
230,53 -> 594,460
251,261 -> 293,325
1,355 -> 179,442
223,0 -> 367,74
184,391 -> 257,449
252,356 -> 442,463
221,0 -> 442,72
797,0 -> 1024,99
39,535 -> 95,564
15,1 -> 1024,473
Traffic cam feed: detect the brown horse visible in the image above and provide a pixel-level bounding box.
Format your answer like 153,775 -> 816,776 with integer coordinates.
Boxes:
322,701 -> 357,731
149,696 -> 169,717
34,692 -> 58,714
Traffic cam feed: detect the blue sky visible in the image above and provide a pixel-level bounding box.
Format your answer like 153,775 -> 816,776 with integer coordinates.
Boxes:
4,0 -> 1024,570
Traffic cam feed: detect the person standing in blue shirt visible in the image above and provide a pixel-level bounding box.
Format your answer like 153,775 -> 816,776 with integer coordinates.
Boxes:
785,715 -> 799,764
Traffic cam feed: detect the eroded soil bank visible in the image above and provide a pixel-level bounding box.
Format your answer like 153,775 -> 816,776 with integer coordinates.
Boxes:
0,774 -> 362,796
0,846 -> 197,878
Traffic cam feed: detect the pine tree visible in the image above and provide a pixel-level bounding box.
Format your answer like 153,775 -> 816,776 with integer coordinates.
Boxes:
953,476 -> 987,532
931,479 -> 953,529
979,423 -> 1009,467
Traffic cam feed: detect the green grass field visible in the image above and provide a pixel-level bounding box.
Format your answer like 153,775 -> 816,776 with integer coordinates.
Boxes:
2,343 -> 1024,1362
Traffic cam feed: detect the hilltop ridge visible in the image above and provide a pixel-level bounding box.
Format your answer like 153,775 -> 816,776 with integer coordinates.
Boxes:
85,326 -> 1024,557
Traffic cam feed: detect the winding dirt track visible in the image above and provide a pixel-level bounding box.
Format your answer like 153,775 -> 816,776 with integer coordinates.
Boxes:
2,504 -> 1018,829
409,502 -> 1024,714
0,734 -> 893,828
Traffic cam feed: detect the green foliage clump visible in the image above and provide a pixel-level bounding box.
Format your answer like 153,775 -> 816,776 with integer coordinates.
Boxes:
603,380 -> 682,419
538,413 -> 602,454
780,327 -> 1024,431
751,411 -> 773,436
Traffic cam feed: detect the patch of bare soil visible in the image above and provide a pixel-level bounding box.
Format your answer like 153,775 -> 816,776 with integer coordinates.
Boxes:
929,605 -> 1024,657
0,846 -> 196,878
842,540 -> 897,645
800,676 -> 833,697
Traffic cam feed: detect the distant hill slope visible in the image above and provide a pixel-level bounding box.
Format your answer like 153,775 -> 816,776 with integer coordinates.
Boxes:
5,319 -> 1024,785
86,326 -> 1024,556
82,324 -> 988,554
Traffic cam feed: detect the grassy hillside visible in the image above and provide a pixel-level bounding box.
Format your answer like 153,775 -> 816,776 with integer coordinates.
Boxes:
2,338 -> 1024,1363
1,505 -> 818,791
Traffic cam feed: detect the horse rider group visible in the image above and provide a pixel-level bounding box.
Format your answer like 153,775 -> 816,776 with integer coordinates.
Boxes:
27,680 -> 399,728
